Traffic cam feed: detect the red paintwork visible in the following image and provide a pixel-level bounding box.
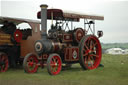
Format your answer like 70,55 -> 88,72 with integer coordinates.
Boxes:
74,28 -> 85,42
63,34 -> 73,42
83,36 -> 101,69
64,47 -> 79,61
37,9 -> 79,21
26,55 -> 38,73
42,54 -> 48,59
71,47 -> 79,60
49,55 -> 62,75
14,29 -> 22,43
65,48 -> 70,61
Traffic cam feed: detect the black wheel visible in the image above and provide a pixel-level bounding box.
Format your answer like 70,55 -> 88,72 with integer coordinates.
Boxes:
47,53 -> 62,75
0,52 -> 9,72
79,35 -> 102,70
23,53 -> 39,73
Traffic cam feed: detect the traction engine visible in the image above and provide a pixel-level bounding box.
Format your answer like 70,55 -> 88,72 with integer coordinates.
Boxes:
23,4 -> 104,75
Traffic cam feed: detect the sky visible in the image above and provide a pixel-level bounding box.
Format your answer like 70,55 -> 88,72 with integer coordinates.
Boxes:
0,0 -> 128,43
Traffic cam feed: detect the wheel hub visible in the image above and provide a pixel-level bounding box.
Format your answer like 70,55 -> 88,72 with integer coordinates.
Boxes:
28,62 -> 34,67
87,49 -> 92,54
52,62 -> 57,67
89,50 -> 92,54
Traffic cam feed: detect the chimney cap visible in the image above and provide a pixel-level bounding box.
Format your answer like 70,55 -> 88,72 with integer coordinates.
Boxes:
40,4 -> 48,9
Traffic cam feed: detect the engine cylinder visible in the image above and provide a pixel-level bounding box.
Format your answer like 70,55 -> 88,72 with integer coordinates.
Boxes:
35,39 -> 52,54
35,40 -> 66,55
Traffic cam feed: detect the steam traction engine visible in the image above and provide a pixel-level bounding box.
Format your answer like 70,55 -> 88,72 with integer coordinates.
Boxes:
23,4 -> 104,75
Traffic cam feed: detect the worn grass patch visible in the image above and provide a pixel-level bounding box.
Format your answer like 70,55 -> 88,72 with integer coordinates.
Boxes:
0,54 -> 128,85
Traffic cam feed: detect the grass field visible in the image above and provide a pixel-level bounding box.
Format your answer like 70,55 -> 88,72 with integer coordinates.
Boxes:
0,54 -> 128,85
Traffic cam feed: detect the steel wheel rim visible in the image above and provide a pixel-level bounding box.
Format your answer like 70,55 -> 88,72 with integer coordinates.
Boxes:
82,36 -> 101,69
50,55 -> 62,75
26,55 -> 38,73
0,54 -> 8,72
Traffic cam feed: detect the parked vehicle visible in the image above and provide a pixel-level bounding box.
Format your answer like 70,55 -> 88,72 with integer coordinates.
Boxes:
0,16 -> 41,72
23,4 -> 104,75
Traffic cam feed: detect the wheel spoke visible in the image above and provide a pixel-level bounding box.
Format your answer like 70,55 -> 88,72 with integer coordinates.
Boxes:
87,56 -> 91,61
53,58 -> 56,63
54,67 -> 58,72
50,60 -> 54,66
84,44 -> 89,50
83,52 -> 88,56
52,67 -> 56,72
47,54 -> 62,75
56,59 -> 59,64
23,54 -> 38,73
51,62 -> 57,72
92,49 -> 96,53
83,47 -> 86,51
89,40 -> 93,49
87,38 -> 91,46
79,35 -> 101,70
90,61 -> 94,67
90,55 -> 95,61
90,54 -> 99,58
90,56 -> 95,67
87,56 -> 94,67
92,43 -> 97,50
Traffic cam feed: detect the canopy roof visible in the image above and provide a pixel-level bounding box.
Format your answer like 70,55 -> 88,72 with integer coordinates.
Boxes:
37,9 -> 104,21
0,16 -> 40,25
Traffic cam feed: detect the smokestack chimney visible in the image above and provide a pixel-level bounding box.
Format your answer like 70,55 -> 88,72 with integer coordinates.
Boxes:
40,4 -> 48,39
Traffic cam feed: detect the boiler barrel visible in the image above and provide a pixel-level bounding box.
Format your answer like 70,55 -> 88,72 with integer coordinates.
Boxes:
35,40 -> 66,54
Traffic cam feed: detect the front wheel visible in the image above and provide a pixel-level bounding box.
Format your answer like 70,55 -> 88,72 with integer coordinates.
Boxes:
0,52 -> 9,72
23,53 -> 39,73
47,53 -> 62,75
79,35 -> 102,70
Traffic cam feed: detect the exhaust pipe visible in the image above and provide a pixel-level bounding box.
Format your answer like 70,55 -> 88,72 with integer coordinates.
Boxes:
35,4 -> 53,54
40,4 -> 48,39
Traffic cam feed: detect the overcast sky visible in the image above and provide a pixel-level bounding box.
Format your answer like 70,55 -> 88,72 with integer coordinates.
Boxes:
0,0 -> 128,43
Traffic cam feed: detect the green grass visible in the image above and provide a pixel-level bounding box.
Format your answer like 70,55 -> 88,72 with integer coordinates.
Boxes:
0,54 -> 128,85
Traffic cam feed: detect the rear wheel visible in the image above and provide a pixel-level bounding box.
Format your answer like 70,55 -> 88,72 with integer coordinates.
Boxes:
23,53 -> 38,73
0,52 -> 9,72
47,53 -> 62,75
79,35 -> 102,70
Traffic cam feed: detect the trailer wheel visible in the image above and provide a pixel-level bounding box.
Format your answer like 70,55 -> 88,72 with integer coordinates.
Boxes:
47,54 -> 62,75
0,52 -> 9,72
23,53 -> 38,73
79,35 -> 102,70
